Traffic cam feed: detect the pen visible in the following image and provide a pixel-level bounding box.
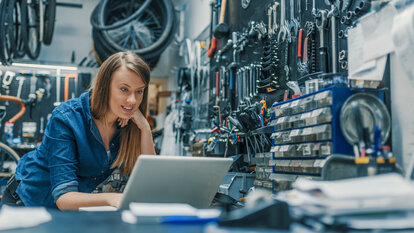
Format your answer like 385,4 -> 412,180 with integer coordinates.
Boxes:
162,215 -> 219,223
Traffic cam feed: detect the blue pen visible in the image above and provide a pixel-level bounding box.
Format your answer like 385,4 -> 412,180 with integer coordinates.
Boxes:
162,215 -> 219,223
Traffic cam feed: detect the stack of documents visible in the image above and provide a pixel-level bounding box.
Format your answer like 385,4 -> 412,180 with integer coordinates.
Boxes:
276,173 -> 414,230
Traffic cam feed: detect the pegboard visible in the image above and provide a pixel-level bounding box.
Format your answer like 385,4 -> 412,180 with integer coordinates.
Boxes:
208,0 -> 372,108
0,69 -> 91,156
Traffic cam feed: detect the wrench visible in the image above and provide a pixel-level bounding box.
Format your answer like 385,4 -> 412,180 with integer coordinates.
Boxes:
312,0 -> 317,16
268,6 -> 273,36
16,76 -> 25,99
316,10 -> 329,73
329,4 -> 338,73
289,0 -> 298,39
272,2 -> 279,36
277,0 -> 288,42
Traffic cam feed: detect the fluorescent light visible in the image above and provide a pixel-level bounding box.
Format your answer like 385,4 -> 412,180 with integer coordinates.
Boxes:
11,62 -> 78,71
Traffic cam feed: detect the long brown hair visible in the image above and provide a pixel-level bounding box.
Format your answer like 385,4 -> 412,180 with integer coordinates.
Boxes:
89,51 -> 150,175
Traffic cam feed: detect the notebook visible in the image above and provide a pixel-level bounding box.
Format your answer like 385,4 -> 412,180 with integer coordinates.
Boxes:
79,155 -> 233,211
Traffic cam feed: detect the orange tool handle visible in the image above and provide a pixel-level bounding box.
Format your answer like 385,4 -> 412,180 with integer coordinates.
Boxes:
0,95 -> 26,124
213,105 -> 222,127
298,29 -> 303,58
219,0 -> 227,24
64,74 -> 78,102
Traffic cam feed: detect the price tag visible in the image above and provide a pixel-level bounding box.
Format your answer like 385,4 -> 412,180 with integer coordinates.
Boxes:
281,145 -> 289,152
301,112 -> 311,119
291,100 -> 299,107
303,127 -> 313,135
314,91 -> 329,100
280,102 -> 290,109
290,129 -> 300,137
311,108 -> 323,117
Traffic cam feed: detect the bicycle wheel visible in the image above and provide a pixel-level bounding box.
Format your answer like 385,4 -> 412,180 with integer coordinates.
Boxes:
22,0 -> 41,59
0,142 -> 20,200
0,0 -> 17,65
13,0 -> 26,58
43,0 -> 56,45
100,0 -> 176,57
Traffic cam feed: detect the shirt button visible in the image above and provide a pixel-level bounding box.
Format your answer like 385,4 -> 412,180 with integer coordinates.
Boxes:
101,170 -> 104,174
93,177 -> 97,180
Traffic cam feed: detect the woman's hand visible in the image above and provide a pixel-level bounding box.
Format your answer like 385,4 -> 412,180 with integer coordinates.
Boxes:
117,118 -> 129,128
131,110 -> 151,131
107,193 -> 123,208
117,110 -> 150,131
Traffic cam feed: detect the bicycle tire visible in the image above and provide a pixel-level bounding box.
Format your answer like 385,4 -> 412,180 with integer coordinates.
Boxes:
20,0 -> 28,58
0,142 -> 20,178
0,0 -> 16,65
91,0 -> 153,31
23,0 -> 41,60
101,0 -> 175,56
39,0 -> 44,42
13,0 -> 26,58
43,0 -> 56,45
0,141 -> 20,201
103,3 -> 163,51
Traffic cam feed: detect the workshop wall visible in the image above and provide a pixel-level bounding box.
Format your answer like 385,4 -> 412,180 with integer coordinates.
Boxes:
23,0 -> 174,79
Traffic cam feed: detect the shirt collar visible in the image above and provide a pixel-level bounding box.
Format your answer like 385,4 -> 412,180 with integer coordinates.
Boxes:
80,90 -> 94,127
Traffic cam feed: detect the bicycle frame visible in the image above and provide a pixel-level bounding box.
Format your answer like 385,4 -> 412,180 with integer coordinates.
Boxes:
0,95 -> 26,124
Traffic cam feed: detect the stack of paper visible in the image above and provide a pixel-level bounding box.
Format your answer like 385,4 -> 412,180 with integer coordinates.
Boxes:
278,173 -> 414,216
122,203 -> 221,224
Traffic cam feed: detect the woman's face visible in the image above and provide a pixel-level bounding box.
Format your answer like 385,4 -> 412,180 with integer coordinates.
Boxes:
108,67 -> 146,121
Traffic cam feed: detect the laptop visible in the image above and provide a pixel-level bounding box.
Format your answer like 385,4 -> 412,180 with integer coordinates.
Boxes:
80,155 -> 233,211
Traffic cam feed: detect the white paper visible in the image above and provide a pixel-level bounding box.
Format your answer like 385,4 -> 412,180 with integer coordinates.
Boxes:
347,214 -> 414,230
360,4 -> 397,61
129,203 -> 197,216
350,56 -> 387,81
78,206 -> 117,211
391,4 -> 414,86
348,23 -> 387,81
293,173 -> 414,199
348,25 -> 375,78
0,205 -> 52,230
389,53 -> 414,178
128,202 -> 221,218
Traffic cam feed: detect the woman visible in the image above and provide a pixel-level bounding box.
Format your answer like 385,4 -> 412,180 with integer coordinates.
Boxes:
1,51 -> 155,210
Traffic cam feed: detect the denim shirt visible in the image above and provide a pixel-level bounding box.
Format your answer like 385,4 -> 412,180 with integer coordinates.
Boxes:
15,91 -> 121,208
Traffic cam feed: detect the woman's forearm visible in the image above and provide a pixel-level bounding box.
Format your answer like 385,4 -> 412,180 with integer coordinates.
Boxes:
56,192 -> 122,210
140,126 -> 156,155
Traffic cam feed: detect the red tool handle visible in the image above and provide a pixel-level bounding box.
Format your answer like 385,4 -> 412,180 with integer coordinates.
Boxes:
207,37 -> 217,58
298,29 -> 303,58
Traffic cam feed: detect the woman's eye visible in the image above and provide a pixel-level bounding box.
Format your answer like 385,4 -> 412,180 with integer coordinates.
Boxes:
121,88 -> 128,92
137,90 -> 144,94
